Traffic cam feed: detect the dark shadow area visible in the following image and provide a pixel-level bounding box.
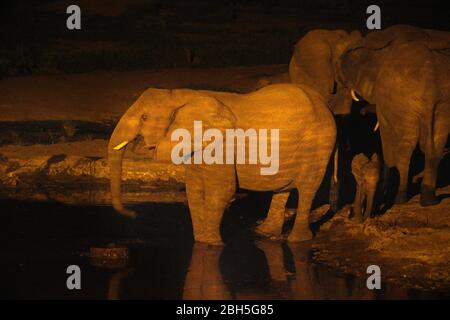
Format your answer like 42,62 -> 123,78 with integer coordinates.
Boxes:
1,1 -> 449,77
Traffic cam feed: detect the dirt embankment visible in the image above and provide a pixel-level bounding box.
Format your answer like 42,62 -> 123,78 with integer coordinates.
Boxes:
312,186 -> 450,291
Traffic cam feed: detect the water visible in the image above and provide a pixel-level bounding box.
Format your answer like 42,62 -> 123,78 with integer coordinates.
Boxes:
1,199 -> 448,300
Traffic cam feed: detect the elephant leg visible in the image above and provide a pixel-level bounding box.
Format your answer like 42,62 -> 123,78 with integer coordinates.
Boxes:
420,154 -> 440,206
363,188 -> 376,221
186,165 -> 236,245
394,142 -> 416,204
351,185 -> 363,222
380,164 -> 390,199
420,102 -> 448,206
255,192 -> 289,239
185,166 -> 207,242
395,163 -> 410,204
288,181 -> 316,242
378,109 -> 415,205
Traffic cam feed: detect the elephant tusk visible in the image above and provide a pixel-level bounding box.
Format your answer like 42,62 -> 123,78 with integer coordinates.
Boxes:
333,148 -> 339,184
350,89 -> 360,102
373,121 -> 379,132
113,141 -> 129,151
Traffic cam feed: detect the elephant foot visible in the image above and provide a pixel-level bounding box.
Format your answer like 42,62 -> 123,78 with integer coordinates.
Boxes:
420,185 -> 440,207
287,221 -> 313,242
254,228 -> 283,240
394,190 -> 408,204
195,234 -> 224,246
349,206 -> 359,220
351,213 -> 365,223
254,215 -> 284,240
357,213 -> 368,223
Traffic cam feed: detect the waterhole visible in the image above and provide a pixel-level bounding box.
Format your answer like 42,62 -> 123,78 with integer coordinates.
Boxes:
0,200 -> 448,299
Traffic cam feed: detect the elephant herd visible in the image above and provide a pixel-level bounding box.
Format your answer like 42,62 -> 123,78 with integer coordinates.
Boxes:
109,24 -> 450,245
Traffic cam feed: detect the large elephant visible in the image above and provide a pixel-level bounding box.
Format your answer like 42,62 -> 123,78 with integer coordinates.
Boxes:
289,25 -> 450,115
289,29 -> 362,115
108,84 -> 336,244
338,26 -> 450,206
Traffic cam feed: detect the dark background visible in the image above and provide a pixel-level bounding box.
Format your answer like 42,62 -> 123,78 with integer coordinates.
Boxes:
1,0 -> 449,76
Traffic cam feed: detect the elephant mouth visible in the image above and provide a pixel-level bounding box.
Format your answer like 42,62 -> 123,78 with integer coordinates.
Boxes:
148,145 -> 157,151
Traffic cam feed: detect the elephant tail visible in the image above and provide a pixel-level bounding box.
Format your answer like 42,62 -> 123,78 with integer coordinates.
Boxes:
329,144 -> 339,213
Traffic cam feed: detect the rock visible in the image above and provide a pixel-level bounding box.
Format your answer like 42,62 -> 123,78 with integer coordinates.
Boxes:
90,244 -> 129,269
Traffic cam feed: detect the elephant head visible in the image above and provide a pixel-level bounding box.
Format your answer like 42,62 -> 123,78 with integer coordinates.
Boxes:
351,153 -> 380,222
108,88 -> 236,218
337,24 -> 450,108
289,29 -> 362,114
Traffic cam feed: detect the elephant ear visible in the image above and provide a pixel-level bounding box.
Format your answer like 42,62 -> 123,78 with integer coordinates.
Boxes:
363,27 -> 400,50
290,33 -> 334,96
156,96 -> 236,162
170,96 -> 236,134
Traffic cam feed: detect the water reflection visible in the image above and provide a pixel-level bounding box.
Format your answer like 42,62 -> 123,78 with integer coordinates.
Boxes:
180,241 -> 376,300
183,244 -> 231,299
101,240 -> 382,300
107,268 -> 134,300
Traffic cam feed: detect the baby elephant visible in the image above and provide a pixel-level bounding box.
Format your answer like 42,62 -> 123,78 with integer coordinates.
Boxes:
351,153 -> 380,222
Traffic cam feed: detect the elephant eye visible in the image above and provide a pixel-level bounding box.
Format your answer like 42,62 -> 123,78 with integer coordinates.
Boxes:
141,114 -> 148,121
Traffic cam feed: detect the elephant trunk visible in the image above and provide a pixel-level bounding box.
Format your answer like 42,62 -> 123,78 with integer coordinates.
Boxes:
108,103 -> 143,218
109,146 -> 136,218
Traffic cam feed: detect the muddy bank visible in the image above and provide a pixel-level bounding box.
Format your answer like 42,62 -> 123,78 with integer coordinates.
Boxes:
0,139 -> 185,204
312,185 -> 450,291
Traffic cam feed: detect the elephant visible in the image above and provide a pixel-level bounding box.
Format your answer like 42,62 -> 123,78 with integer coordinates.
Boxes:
338,25 -> 450,207
108,84 -> 336,244
351,153 -> 380,222
289,25 -> 450,115
289,29 -> 363,115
